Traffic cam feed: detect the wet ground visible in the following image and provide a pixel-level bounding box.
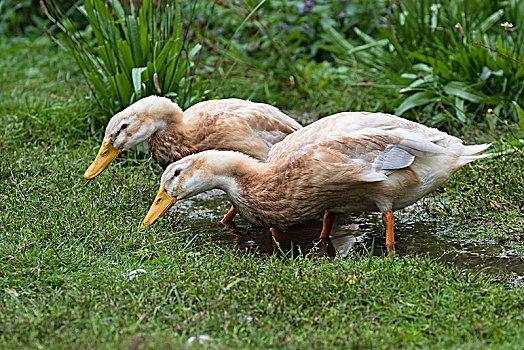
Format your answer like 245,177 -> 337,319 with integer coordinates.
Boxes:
172,190 -> 524,286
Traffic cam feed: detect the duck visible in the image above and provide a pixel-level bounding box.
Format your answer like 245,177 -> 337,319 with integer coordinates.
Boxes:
140,112 -> 491,253
83,95 -> 302,223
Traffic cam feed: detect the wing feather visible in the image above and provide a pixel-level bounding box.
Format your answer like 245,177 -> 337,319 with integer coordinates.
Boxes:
268,112 -> 462,165
185,99 -> 301,149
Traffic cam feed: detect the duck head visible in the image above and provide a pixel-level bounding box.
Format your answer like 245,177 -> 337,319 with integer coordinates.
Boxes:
140,151 -> 248,229
83,96 -> 183,179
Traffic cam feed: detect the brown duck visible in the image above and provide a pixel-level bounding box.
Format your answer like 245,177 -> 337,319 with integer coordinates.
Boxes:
83,95 -> 302,222
141,112 -> 490,253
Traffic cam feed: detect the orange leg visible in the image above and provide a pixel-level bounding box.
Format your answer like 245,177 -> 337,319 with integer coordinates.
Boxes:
320,211 -> 336,239
220,205 -> 237,224
270,228 -> 283,243
320,211 -> 336,257
270,228 -> 290,252
382,210 -> 395,254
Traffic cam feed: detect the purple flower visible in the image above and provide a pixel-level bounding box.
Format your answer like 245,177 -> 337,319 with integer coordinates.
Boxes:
306,7 -> 313,12
180,50 -> 186,58
375,19 -> 386,28
218,27 -> 224,33
181,18 -> 189,25
278,23 -> 289,30
192,52 -> 199,60
338,12 -> 345,18
299,5 -> 305,13
306,0 -> 314,6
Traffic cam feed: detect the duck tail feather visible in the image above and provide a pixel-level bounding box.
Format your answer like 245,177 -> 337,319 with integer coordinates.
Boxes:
457,153 -> 492,168
462,143 -> 491,155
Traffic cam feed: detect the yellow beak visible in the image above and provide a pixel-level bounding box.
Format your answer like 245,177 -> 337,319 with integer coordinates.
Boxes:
84,140 -> 122,179
140,186 -> 178,230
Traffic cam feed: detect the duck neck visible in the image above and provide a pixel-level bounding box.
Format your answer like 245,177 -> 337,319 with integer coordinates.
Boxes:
158,102 -> 185,135
206,151 -> 266,198
147,102 -> 190,167
206,151 -> 278,227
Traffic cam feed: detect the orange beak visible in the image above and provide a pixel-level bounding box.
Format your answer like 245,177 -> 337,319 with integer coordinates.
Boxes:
84,140 -> 122,179
140,186 -> 178,229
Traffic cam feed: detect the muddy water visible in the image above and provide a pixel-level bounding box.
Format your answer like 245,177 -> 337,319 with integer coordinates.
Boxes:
172,190 -> 524,283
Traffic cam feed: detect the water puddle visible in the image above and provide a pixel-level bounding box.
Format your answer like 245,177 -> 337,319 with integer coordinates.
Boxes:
172,190 -> 524,284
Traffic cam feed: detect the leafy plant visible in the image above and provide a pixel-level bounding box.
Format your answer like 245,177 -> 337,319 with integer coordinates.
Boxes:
194,0 -> 389,112
44,0 -> 208,115
324,0 -> 524,130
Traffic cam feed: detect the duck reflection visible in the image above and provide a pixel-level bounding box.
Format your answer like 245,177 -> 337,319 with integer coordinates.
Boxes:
178,191 -> 524,277
221,217 -> 366,258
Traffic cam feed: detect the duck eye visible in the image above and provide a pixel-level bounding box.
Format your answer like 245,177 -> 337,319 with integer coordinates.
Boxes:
121,123 -> 128,130
174,169 -> 181,177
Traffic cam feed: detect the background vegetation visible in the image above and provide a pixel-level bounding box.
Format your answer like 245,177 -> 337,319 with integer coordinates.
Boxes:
32,0 -> 524,132
1,0 -> 523,348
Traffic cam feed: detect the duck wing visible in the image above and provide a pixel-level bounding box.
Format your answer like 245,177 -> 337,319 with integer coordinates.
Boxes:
185,99 -> 301,149
268,111 -> 463,164
268,112 -> 466,186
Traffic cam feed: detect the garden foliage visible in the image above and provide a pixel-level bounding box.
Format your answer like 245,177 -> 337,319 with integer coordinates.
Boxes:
324,0 -> 524,128
45,0 -> 206,113
34,0 -> 524,131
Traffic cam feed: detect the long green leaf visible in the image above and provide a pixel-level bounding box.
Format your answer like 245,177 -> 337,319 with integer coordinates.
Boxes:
188,44 -> 202,60
395,91 -> 436,116
116,39 -> 135,74
444,82 -> 483,103
115,72 -> 133,105
348,40 -> 388,55
512,101 -> 524,133
324,26 -> 354,52
479,9 -> 504,34
87,71 -> 111,106
454,97 -> 466,123
154,41 -> 174,72
125,16 -> 142,66
173,1 -> 182,53
108,0 -> 125,21
132,67 -> 148,98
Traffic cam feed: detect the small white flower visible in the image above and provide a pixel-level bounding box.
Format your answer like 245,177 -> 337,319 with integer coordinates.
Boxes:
501,22 -> 513,29
487,108 -> 494,114
126,269 -> 147,280
430,4 -> 438,12
187,335 -> 213,344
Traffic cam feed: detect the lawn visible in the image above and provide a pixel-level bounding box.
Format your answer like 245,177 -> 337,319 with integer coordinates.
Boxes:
1,35 -> 523,349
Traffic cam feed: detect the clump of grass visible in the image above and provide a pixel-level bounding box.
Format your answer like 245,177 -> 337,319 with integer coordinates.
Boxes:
43,0 -> 208,115
2,137 -> 524,348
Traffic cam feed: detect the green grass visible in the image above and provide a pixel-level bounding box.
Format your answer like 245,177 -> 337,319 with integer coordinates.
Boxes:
442,149 -> 524,237
1,38 -> 523,349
